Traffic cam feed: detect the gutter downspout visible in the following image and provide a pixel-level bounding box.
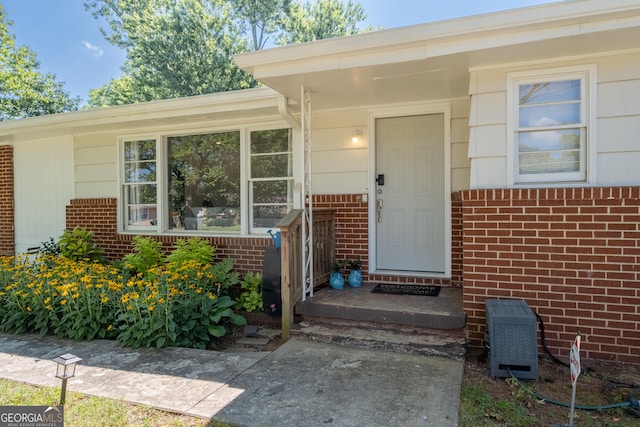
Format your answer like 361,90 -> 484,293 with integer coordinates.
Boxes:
277,96 -> 300,129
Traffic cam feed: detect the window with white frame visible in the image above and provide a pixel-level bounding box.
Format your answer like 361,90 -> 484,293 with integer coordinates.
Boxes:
249,128 -> 294,230
120,127 -> 293,234
123,139 -> 157,229
509,66 -> 594,184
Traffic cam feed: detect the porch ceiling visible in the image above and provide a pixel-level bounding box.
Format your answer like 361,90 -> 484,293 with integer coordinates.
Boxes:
235,0 -> 640,111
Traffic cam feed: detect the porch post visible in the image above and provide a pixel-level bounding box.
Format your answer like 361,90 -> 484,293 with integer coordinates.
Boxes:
301,87 -> 314,300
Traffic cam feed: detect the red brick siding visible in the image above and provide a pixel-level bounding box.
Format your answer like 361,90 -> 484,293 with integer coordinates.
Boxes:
68,195 -> 464,285
0,146 -> 14,255
461,187 -> 640,364
313,193 -> 463,286
66,198 -> 271,276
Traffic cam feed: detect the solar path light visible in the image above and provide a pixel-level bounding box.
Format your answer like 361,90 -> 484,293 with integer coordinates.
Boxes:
52,353 -> 82,405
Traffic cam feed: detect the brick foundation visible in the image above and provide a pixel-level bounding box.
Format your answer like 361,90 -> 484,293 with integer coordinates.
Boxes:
66,198 -> 271,276
313,193 -> 463,286
67,195 -> 465,285
0,146 -> 14,256
461,187 -> 640,364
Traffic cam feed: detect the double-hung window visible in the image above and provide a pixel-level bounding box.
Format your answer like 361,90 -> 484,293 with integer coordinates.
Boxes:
508,66 -> 595,184
123,139 -> 157,229
249,128 -> 294,230
120,126 -> 293,235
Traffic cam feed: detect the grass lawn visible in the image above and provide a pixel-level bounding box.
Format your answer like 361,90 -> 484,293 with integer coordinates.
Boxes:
0,379 -> 234,427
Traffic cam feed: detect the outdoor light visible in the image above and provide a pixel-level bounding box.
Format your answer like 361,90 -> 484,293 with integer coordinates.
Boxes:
53,353 -> 82,405
352,130 -> 362,144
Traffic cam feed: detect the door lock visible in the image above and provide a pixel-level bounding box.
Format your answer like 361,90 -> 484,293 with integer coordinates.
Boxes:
376,174 -> 385,186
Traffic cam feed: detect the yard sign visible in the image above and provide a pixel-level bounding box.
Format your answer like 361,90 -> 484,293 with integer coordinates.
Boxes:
570,334 -> 581,385
568,333 -> 581,427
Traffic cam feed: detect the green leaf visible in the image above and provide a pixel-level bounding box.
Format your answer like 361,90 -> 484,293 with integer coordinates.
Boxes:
156,336 -> 166,348
230,313 -> 247,326
208,325 -> 226,337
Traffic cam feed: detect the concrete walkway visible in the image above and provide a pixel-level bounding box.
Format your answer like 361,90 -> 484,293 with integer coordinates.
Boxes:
0,332 -> 463,426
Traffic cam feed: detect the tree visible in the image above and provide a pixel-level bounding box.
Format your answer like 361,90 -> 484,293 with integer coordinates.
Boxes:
84,0 -> 372,107
85,0 -> 256,106
0,5 -> 79,121
277,0 -> 368,45
229,0 -> 291,50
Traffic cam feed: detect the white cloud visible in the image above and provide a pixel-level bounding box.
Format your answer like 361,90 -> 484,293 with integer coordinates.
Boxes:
528,116 -> 560,127
82,41 -> 104,58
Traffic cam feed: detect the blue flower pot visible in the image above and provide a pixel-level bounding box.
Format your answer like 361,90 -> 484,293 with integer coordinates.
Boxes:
348,269 -> 362,287
329,271 -> 344,289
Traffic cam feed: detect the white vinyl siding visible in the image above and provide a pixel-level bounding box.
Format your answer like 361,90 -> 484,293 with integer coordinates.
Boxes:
13,137 -> 74,253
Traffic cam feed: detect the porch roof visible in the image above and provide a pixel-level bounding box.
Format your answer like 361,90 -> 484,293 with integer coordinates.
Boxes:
234,0 -> 640,110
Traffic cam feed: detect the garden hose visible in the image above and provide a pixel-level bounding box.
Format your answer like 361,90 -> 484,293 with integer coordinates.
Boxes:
509,310 -> 640,417
507,368 -> 640,414
482,306 -> 640,417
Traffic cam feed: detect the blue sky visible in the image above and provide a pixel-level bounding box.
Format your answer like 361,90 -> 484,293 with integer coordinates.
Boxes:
3,0 -> 558,104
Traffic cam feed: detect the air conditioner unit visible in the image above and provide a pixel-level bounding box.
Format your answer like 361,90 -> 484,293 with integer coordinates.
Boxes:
485,299 -> 538,380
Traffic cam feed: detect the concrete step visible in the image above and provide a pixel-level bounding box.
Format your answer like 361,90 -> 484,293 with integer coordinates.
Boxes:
290,319 -> 467,360
295,284 -> 467,330
222,326 -> 281,353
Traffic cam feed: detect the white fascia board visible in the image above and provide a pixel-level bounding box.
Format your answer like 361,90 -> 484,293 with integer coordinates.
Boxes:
0,87 -> 281,137
235,0 -> 640,78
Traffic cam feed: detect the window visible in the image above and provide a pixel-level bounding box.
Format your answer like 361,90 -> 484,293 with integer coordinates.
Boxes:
167,131 -> 241,233
123,139 -> 157,229
120,126 -> 293,235
508,66 -> 595,184
250,129 -> 294,230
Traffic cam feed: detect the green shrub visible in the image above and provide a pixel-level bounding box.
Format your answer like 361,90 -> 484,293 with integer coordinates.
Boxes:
165,237 -> 214,265
0,249 -> 245,349
236,272 -> 263,312
123,236 -> 164,275
58,227 -> 103,262
116,259 -> 244,349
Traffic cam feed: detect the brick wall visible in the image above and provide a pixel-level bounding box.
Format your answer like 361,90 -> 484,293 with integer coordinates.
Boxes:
461,187 -> 640,364
313,193 -> 463,286
68,195 -> 464,285
66,198 -> 271,275
0,146 -> 14,256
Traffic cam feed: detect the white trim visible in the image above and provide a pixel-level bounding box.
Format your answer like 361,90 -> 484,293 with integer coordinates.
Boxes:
236,1 -> 640,73
117,121 -> 294,237
506,64 -> 597,186
118,134 -> 161,234
469,47 -> 640,73
368,102 -> 452,279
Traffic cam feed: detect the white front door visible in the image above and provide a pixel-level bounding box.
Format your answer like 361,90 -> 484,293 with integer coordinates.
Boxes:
375,114 -> 445,273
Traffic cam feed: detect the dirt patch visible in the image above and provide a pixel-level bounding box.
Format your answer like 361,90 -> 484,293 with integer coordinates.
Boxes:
461,348 -> 640,426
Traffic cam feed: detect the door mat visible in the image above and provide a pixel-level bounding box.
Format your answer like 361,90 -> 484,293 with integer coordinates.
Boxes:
371,283 -> 441,296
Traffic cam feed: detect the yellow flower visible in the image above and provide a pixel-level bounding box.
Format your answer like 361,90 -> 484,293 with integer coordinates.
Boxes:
107,324 -> 113,331
60,299 -> 67,305
148,305 -> 154,312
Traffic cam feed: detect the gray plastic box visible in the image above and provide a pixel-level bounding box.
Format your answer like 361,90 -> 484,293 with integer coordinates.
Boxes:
485,299 -> 538,380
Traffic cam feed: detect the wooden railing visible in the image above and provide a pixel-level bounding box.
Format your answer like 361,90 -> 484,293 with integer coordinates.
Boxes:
277,208 -> 336,340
